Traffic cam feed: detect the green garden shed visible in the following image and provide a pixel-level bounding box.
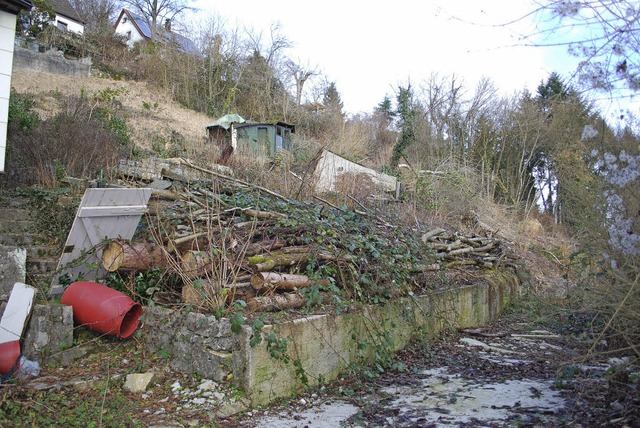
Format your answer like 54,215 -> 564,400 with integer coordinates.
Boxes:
206,114 -> 295,160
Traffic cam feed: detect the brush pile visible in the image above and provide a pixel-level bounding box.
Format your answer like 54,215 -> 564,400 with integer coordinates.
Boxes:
98,158 -> 513,313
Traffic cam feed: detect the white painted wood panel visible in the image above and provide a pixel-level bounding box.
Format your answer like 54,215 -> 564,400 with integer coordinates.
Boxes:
0,282 -> 36,344
51,188 -> 152,295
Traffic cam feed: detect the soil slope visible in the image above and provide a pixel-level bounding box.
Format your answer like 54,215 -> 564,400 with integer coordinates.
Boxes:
10,70 -> 212,152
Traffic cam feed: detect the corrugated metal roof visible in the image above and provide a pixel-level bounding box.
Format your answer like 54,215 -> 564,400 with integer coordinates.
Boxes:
206,114 -> 246,130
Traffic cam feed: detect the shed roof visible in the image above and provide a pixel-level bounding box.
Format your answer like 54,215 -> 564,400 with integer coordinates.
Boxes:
206,114 -> 246,130
234,121 -> 295,133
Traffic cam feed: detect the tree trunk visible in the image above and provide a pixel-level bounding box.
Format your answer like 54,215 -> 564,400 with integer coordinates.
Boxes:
101,241 -> 168,272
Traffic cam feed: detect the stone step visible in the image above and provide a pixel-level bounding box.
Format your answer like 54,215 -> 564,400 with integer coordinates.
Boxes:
0,195 -> 30,209
0,219 -> 32,233
24,272 -> 55,290
0,207 -> 31,221
26,257 -> 59,275
0,232 -> 37,247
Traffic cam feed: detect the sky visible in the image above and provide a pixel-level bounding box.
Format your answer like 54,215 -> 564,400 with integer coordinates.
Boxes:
188,0 -> 602,116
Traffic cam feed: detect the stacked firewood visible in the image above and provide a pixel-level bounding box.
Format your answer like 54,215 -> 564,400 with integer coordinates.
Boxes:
420,228 -> 512,270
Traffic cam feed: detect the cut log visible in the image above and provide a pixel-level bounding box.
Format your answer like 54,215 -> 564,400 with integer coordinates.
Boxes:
247,293 -> 306,312
150,189 -> 182,200
421,228 -> 446,243
239,238 -> 286,257
250,272 -> 330,291
247,252 -> 311,272
180,250 -> 224,279
101,241 -> 168,272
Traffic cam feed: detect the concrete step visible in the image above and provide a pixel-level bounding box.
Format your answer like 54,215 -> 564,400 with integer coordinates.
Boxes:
0,194 -> 30,209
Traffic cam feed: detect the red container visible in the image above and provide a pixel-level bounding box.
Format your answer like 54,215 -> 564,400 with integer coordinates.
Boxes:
0,340 -> 21,375
61,281 -> 142,339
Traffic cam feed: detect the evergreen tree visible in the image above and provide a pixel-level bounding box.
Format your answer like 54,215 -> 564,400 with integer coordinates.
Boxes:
390,84 -> 416,167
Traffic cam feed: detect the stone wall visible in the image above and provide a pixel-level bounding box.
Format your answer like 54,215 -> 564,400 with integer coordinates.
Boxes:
19,303 -> 73,364
12,44 -> 91,77
140,306 -> 236,382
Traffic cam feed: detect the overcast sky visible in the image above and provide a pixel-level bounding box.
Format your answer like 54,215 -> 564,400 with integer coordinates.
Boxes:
191,0 -> 589,115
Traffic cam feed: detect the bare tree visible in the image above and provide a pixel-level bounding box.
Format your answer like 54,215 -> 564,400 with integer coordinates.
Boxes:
70,0 -> 118,36
286,60 -> 318,105
121,0 -> 195,40
516,1 -> 639,99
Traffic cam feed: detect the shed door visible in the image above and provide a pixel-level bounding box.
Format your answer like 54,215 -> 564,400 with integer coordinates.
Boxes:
257,127 -> 269,156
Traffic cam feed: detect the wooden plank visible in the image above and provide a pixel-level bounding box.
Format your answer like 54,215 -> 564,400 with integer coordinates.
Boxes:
0,282 -> 36,344
50,188 -> 152,296
78,205 -> 148,217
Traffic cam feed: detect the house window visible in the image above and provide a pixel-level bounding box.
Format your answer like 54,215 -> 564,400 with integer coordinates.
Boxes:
122,17 -> 128,23
126,31 -> 132,40
57,21 -> 68,31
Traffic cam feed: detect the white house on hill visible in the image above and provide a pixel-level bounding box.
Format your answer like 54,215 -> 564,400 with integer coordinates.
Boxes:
47,0 -> 84,34
114,8 -> 199,56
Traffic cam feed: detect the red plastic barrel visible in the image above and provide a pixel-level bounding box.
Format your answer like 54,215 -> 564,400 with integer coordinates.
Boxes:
60,281 -> 143,339
0,340 -> 21,375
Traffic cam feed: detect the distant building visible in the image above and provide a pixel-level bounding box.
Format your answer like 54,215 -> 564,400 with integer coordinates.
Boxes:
114,8 -> 199,56
312,149 -> 399,196
0,0 -> 32,173
47,0 -> 84,34
206,114 -> 295,160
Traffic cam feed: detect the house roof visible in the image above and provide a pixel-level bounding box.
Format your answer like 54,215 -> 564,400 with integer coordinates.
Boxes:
116,9 -> 151,39
116,8 -> 199,56
48,0 -> 84,23
235,121 -> 295,133
0,0 -> 32,14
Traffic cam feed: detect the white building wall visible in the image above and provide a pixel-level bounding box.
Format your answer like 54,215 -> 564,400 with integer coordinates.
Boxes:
54,15 -> 84,34
0,10 -> 17,173
115,18 -> 146,49
314,150 -> 397,194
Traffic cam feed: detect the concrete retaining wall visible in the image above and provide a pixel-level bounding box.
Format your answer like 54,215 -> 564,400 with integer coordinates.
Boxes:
236,273 -> 518,405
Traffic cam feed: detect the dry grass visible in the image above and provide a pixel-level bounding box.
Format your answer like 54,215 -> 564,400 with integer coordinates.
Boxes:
11,70 -> 212,153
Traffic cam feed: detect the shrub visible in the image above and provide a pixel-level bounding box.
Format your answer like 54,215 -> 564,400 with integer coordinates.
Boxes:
5,92 -> 130,187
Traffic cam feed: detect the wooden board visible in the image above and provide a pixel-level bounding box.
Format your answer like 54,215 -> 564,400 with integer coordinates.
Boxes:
50,188 -> 152,296
0,282 -> 36,344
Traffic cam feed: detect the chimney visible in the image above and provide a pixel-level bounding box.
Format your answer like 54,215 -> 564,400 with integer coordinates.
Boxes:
165,19 -> 171,32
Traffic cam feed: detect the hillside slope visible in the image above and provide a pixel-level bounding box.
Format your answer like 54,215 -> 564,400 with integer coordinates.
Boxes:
11,70 -> 212,153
